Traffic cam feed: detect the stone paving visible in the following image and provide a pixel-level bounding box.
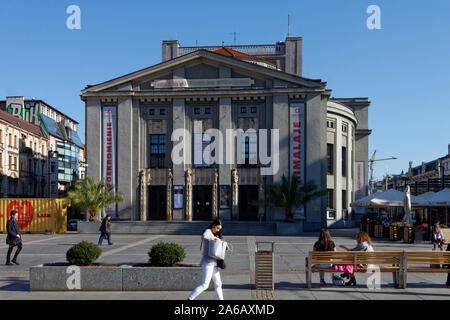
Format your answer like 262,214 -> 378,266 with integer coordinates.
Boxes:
0,229 -> 449,300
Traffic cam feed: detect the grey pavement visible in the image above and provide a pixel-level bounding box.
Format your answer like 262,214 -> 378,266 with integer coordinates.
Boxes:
0,228 -> 449,300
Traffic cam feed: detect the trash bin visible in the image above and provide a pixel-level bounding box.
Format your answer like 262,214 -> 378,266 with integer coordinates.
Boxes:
255,242 -> 274,290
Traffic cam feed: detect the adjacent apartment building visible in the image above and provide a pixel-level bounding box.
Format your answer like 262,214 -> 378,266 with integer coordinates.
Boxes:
0,97 -> 84,197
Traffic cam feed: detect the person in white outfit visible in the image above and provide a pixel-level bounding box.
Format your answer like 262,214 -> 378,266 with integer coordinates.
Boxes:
188,219 -> 224,300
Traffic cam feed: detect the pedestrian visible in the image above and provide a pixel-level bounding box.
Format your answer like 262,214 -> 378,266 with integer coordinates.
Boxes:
188,219 -> 224,300
5,210 -> 23,266
335,231 -> 374,287
312,229 -> 337,286
98,214 -> 113,246
432,223 -> 445,251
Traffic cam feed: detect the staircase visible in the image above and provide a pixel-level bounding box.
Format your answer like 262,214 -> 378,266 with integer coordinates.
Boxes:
78,221 -> 278,236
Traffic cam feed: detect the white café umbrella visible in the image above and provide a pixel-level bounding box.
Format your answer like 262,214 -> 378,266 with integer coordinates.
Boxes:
402,186 -> 413,225
427,188 -> 450,207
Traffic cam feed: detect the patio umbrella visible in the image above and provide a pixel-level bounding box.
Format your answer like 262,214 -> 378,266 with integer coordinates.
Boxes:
402,186 -> 413,225
427,188 -> 450,207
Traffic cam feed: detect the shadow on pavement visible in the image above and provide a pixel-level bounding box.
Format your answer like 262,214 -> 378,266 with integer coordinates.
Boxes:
0,280 -> 29,292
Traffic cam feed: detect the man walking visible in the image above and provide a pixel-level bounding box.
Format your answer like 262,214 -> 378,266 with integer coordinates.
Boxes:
98,214 -> 113,246
5,210 -> 23,266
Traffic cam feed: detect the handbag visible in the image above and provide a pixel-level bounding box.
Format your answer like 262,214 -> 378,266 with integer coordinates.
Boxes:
208,239 -> 229,260
217,259 -> 226,270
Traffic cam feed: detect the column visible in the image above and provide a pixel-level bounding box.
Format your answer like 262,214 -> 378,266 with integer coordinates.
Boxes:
139,169 -> 148,221
231,168 -> 239,220
166,169 -> 173,220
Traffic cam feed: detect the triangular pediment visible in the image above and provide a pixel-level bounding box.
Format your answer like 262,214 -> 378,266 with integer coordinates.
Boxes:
82,50 -> 326,94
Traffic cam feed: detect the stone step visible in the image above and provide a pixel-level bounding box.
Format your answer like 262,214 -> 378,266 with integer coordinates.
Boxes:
78,221 -> 278,235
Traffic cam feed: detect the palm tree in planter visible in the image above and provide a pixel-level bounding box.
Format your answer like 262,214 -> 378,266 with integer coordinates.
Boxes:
64,177 -> 124,222
254,175 -> 326,222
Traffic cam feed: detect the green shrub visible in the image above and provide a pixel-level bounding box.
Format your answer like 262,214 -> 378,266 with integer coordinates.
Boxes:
66,241 -> 102,266
149,242 -> 186,267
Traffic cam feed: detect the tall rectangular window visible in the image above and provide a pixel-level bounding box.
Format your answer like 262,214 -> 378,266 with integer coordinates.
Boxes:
327,189 -> 334,209
243,133 -> 257,167
8,134 -> 11,147
14,157 -> 17,171
14,136 -> 17,148
149,134 -> 166,168
342,190 -> 348,221
342,147 -> 347,177
327,144 -> 334,175
342,190 -> 347,209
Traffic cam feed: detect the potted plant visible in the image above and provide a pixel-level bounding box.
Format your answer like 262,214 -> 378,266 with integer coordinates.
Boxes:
63,177 -> 124,222
253,175 -> 325,222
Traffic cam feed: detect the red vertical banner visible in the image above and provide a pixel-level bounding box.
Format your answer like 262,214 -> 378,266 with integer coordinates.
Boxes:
290,103 -> 305,218
103,106 -> 117,218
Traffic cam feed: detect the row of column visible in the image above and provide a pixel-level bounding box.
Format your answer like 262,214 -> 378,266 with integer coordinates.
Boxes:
139,168 -> 262,221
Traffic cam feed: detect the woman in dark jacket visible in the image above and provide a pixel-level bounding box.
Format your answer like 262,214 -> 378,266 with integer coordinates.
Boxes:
5,210 -> 22,265
98,214 -> 113,246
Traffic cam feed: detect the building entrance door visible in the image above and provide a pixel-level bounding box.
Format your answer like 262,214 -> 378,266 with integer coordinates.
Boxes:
239,185 -> 259,221
193,186 -> 212,221
148,186 -> 167,220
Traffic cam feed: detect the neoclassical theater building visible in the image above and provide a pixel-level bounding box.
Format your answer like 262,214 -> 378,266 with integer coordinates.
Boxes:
82,37 -> 371,230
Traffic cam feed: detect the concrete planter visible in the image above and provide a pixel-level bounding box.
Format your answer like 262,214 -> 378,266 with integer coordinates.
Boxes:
123,265 -> 212,291
30,263 -> 124,291
29,263 -> 211,292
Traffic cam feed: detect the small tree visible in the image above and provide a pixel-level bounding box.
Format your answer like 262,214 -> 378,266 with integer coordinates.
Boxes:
254,175 -> 326,222
63,177 -> 124,221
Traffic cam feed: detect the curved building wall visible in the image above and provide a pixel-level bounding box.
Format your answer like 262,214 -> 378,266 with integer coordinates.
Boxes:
326,101 -> 357,228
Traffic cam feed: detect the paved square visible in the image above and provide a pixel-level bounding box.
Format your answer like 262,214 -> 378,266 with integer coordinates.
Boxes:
0,228 -> 449,300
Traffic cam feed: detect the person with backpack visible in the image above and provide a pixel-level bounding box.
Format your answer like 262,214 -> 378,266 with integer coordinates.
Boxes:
98,214 -> 113,246
188,219 -> 224,300
312,229 -> 338,286
5,210 -> 23,266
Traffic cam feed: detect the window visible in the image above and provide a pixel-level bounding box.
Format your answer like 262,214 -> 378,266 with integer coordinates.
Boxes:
0,153 -> 2,167
327,189 -> 334,209
149,109 -> 155,115
242,134 -> 257,167
250,107 -> 257,114
8,134 -> 11,147
342,190 -> 347,210
194,108 -> 201,115
0,129 -> 2,144
14,135 -> 17,148
240,107 -> 247,113
327,144 -> 334,175
342,190 -> 348,221
160,109 -> 166,116
342,125 -> 348,133
342,147 -> 347,177
149,134 -> 166,168
14,157 -> 17,171
205,108 -> 211,114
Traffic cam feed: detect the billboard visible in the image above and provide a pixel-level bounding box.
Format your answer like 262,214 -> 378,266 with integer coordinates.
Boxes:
103,106 -> 117,218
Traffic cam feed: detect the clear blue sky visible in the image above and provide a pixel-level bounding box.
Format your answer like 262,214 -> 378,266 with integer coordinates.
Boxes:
1,0 -> 449,180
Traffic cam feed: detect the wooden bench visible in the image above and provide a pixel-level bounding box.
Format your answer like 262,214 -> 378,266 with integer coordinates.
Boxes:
305,251 -> 450,289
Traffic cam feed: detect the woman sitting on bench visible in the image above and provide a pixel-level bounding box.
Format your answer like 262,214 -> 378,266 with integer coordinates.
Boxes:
334,231 -> 374,287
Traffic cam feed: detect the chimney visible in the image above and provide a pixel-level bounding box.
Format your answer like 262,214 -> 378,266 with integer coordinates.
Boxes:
162,40 -> 180,62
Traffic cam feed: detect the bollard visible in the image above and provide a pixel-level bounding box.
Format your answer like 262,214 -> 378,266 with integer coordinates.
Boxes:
255,241 -> 274,290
